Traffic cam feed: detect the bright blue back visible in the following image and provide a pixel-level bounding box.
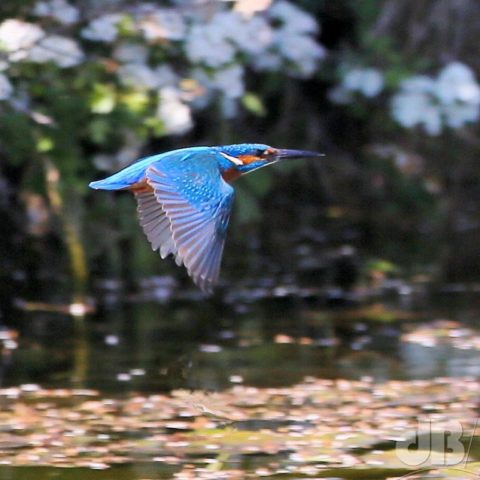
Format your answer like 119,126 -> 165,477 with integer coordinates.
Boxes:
218,143 -> 269,157
89,144 -> 271,191
89,147 -> 212,190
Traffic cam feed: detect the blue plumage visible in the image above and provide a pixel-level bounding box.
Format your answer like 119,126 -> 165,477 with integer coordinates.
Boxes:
220,143 -> 270,156
89,148 -> 203,190
89,144 -> 322,291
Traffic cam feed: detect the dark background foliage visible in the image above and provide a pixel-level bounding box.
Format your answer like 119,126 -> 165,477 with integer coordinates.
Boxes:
0,0 -> 479,305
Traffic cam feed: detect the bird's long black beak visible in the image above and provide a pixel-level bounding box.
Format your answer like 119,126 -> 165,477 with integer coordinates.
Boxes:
275,149 -> 325,161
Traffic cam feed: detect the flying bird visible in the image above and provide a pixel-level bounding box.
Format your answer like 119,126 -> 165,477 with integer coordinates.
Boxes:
89,144 -> 323,292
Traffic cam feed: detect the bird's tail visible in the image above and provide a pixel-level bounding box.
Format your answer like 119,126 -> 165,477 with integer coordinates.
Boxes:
89,178 -> 127,190
89,157 -> 153,190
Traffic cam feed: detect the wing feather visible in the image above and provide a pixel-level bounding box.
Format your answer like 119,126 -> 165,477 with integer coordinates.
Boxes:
130,149 -> 234,292
145,162 -> 234,292
134,189 -> 176,258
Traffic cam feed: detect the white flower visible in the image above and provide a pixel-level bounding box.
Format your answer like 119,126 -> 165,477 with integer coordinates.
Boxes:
342,68 -> 384,97
113,43 -> 148,64
231,14 -> 273,55
252,51 -> 282,71
206,11 -> 272,56
391,87 -> 442,136
435,63 -> 480,129
269,0 -> 318,35
435,62 -> 480,105
157,87 -> 193,135
275,30 -> 325,77
421,106 -> 443,135
81,14 -> 122,43
234,0 -> 273,16
0,73 -> 13,100
444,102 -> 479,128
0,20 -> 44,61
262,3 -> 325,78
33,0 -> 80,25
189,65 -> 244,107
400,75 -> 435,94
185,11 -> 271,67
138,8 -> 186,41
29,35 -> 84,68
185,7 -> 320,72
117,64 -> 160,90
117,63 -> 178,90
154,65 -> 179,87
185,22 -> 236,68
211,65 -> 245,99
391,67 -> 480,134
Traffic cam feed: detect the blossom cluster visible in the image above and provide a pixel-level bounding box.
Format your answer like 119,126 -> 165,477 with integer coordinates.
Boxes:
330,62 -> 480,136
329,67 -> 384,104
391,62 -> 480,135
0,0 -> 325,157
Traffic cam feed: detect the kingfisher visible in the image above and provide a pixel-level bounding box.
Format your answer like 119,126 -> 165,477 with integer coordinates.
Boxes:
89,144 -> 323,292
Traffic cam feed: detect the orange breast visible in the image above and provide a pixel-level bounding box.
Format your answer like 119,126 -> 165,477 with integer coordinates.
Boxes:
129,180 -> 153,193
222,168 -> 241,183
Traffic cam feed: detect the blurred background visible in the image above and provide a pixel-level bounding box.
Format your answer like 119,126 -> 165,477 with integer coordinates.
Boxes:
3,0 -> 480,396
2,0 -> 480,477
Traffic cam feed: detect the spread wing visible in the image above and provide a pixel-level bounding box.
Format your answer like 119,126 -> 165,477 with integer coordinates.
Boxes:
133,150 -> 234,292
134,187 -> 177,261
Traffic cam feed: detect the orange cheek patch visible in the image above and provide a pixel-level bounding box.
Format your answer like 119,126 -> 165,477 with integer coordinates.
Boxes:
238,154 -> 261,165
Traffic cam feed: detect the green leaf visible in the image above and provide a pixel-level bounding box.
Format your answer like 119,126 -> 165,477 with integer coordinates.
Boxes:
88,118 -> 111,144
117,14 -> 136,36
120,91 -> 150,114
144,117 -> 165,137
89,83 -> 116,114
241,92 -> 266,116
36,137 -> 54,153
366,258 -> 398,274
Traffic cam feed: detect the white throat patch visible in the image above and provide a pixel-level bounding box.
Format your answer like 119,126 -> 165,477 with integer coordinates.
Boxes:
220,152 -> 243,166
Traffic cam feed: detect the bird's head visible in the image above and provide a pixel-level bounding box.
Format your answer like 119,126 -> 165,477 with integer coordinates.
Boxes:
216,143 -> 323,179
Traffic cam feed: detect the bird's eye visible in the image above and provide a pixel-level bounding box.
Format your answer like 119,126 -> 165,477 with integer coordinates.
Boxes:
260,147 -> 276,157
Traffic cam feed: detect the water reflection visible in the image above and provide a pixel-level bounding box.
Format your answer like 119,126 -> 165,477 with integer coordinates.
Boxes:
5,285 -> 480,394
